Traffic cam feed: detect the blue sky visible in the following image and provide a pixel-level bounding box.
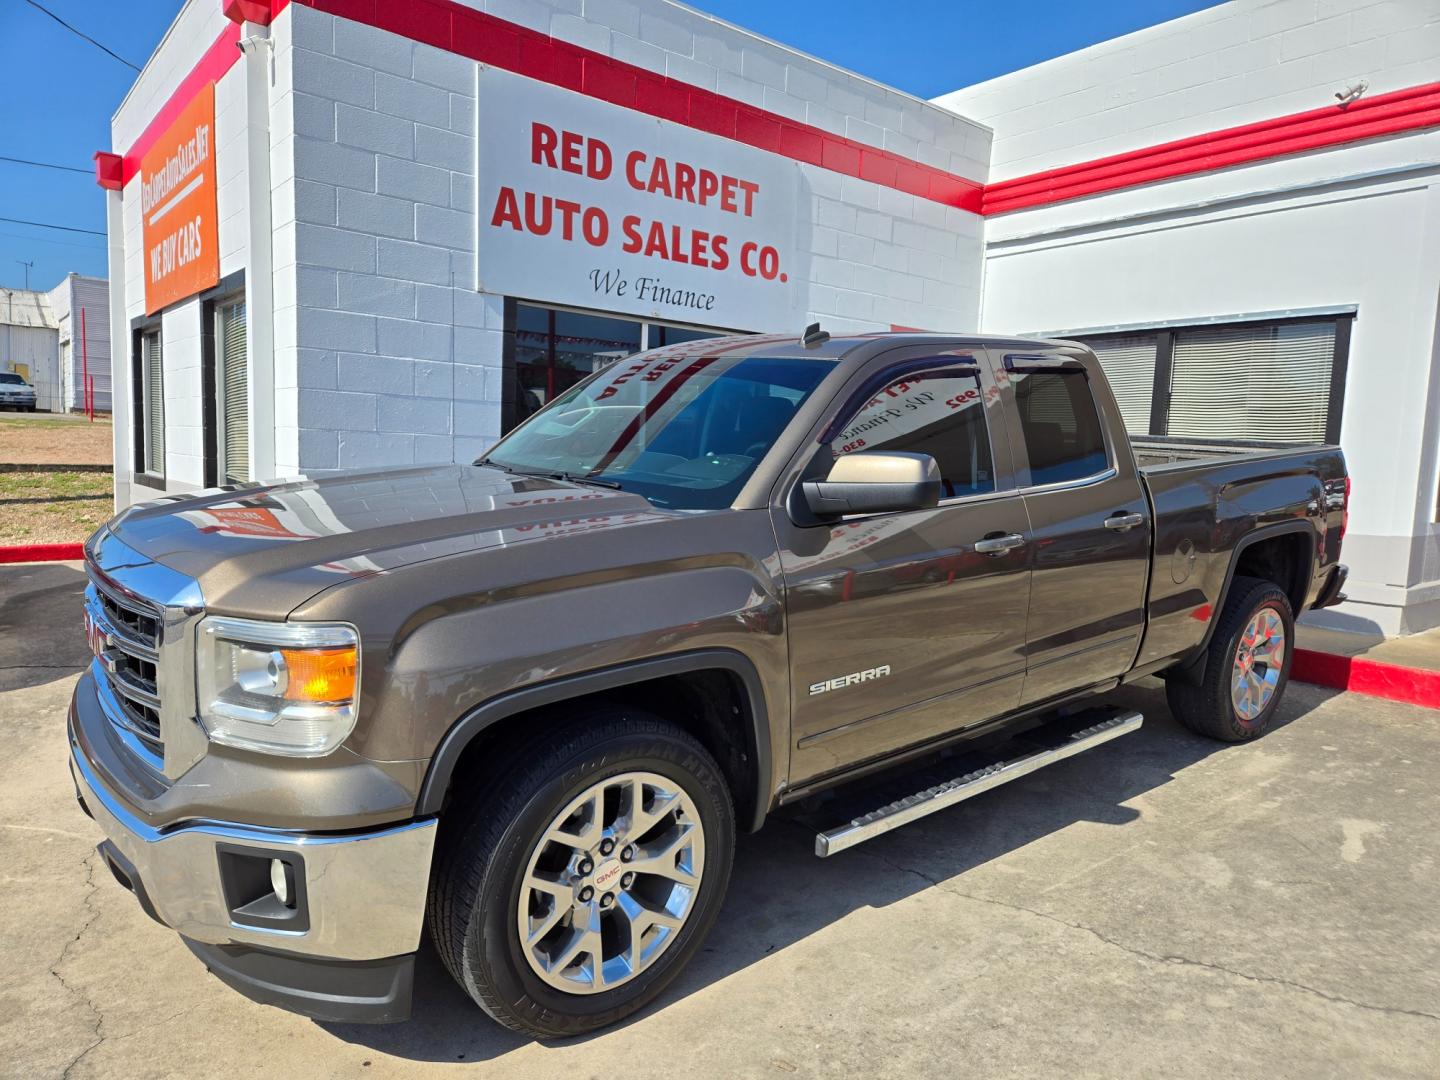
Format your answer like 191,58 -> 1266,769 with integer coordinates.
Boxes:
0,0 -> 1220,291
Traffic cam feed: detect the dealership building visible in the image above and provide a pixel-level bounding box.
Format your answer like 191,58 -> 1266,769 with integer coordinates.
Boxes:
99,0 -> 1439,631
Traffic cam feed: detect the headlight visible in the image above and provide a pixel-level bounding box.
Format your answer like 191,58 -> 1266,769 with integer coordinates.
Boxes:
196,616 -> 360,757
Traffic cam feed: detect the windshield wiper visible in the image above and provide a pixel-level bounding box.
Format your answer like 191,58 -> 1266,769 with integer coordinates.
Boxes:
479,459 -> 621,489
550,471 -> 622,490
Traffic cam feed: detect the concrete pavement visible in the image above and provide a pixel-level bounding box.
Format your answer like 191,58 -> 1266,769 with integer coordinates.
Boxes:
1298,621 -> 1440,672
2,561 -> 1437,1079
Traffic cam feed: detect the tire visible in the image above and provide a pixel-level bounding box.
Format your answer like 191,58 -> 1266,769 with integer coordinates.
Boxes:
427,708 -> 735,1039
1166,575 -> 1294,742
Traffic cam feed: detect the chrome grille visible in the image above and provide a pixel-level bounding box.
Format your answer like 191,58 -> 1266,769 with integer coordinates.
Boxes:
86,573 -> 166,762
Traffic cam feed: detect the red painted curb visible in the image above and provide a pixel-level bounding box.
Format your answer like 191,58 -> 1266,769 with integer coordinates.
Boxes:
1292,648 -> 1440,709
0,543 -> 85,564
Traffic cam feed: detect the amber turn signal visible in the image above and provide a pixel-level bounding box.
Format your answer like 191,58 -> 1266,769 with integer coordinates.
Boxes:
280,646 -> 357,703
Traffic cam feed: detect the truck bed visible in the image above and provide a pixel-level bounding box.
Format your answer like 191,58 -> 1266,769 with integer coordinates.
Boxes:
1132,436 -> 1346,672
1130,435 -> 1320,470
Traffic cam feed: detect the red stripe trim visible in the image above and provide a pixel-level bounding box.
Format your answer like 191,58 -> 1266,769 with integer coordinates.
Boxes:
0,543 -> 86,564
110,5 -> 1440,223
983,80 -> 1440,214
1292,648 -> 1440,709
117,0 -> 981,211
291,0 -> 984,210
119,22 -> 243,185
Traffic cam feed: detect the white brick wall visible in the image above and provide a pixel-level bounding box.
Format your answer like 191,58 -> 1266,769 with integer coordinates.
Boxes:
271,8 -> 303,477
214,66 -> 249,278
112,0 -> 993,482
934,0 -> 1440,181
282,0 -> 989,471
159,303 -> 205,487
286,4 -> 489,471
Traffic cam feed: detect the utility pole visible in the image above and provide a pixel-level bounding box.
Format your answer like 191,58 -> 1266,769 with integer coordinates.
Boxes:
16,260 -> 32,290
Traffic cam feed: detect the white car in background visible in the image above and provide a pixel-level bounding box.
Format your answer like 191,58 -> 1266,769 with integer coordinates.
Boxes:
0,372 -> 37,411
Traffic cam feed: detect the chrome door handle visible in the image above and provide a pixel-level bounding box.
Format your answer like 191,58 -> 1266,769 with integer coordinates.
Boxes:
974,533 -> 1026,555
1105,512 -> 1145,531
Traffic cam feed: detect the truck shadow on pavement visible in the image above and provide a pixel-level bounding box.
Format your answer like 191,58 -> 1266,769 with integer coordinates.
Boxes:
0,562 -> 91,691
323,679 -> 1327,1063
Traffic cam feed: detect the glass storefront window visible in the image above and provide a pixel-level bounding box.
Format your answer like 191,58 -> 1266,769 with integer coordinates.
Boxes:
651,324 -> 722,348
513,306 -> 642,419
505,302 -> 739,431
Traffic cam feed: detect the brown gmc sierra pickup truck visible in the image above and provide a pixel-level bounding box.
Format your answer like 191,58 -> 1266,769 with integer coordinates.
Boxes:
70,329 -> 1348,1037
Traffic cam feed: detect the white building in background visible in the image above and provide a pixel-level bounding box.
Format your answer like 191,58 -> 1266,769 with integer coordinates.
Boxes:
47,274 -> 113,413
98,0 -> 1440,633
935,0 -> 1440,634
0,288 -> 59,411
0,279 -> 111,414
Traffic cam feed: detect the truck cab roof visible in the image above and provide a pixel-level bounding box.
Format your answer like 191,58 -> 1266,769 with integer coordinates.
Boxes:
686,329 -> 1075,367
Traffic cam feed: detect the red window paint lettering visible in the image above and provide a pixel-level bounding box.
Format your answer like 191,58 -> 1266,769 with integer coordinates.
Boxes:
595,361 -> 649,400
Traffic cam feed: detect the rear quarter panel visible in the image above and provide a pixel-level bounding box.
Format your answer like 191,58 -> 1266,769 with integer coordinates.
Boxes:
1138,447 -> 1346,668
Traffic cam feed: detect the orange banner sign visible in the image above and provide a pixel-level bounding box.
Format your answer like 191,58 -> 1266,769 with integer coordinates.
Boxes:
140,82 -> 219,314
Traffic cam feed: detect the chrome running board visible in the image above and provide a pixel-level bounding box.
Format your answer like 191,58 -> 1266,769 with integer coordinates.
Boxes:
814,709 -> 1143,857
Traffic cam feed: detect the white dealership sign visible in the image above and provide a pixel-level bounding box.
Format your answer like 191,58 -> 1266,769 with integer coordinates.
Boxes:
476,67 -> 803,331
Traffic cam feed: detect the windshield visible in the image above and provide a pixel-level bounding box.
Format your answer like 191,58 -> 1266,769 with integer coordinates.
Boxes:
0,373 -> 24,385
483,352 -> 834,509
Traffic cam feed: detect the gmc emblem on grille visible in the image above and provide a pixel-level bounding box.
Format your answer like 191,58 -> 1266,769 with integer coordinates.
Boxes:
84,610 -> 116,671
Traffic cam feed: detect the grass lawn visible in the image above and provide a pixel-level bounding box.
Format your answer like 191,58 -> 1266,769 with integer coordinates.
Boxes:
0,471 -> 113,545
0,414 -> 113,466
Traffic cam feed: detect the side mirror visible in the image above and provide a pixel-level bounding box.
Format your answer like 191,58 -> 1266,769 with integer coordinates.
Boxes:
802,452 -> 942,517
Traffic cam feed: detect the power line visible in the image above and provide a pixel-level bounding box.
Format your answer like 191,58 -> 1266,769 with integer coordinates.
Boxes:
0,228 -> 105,250
0,216 -> 106,237
22,0 -> 141,72
0,154 -> 91,176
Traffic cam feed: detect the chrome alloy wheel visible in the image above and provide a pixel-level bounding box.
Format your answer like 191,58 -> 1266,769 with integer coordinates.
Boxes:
516,771 -> 706,994
1231,607 -> 1286,722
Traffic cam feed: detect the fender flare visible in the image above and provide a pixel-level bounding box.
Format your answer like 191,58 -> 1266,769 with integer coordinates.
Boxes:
414,648 -> 775,832
1173,520 -> 1318,686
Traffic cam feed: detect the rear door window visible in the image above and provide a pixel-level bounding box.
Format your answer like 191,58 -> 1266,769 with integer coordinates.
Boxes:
1009,368 -> 1109,486
832,366 -> 995,499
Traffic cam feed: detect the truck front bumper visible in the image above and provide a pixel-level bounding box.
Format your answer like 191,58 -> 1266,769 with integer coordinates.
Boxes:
69,736 -> 437,1023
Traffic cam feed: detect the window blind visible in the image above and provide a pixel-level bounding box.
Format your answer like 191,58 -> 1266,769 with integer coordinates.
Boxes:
1168,321 -> 1335,443
144,331 -> 164,474
1086,334 -> 1158,433
218,298 -> 249,482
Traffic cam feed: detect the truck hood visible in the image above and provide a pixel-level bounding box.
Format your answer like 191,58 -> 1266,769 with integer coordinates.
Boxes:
106,464 -> 672,618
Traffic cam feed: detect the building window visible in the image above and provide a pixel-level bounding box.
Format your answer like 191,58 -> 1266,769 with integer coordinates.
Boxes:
1073,314 -> 1351,445
1082,333 -> 1159,434
215,294 -> 249,483
650,323 -> 720,348
1167,321 -> 1339,443
501,301 -> 739,432
134,326 -> 164,481
513,305 -> 641,420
